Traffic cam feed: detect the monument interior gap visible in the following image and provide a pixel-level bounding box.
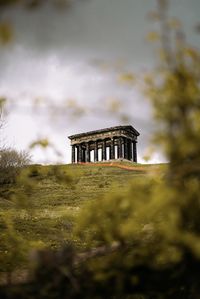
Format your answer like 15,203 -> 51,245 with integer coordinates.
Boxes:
68,125 -> 140,163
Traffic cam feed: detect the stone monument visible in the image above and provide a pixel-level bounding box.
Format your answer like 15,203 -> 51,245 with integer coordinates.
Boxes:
68,125 -> 140,163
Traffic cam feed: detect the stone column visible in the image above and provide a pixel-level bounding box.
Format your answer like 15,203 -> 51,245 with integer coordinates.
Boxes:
118,137 -> 123,159
86,143 -> 90,162
117,139 -> 119,159
102,140 -> 106,161
126,140 -> 129,160
124,138 -> 128,159
128,141 -> 131,162
110,138 -> 115,160
94,141 -> 98,162
76,145 -> 79,162
72,145 -> 75,163
133,141 -> 137,162
82,147 -> 86,163
129,140 -> 133,161
78,144 -> 82,162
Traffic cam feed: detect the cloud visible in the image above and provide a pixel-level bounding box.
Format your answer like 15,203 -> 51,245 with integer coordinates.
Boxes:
1,0 -> 200,163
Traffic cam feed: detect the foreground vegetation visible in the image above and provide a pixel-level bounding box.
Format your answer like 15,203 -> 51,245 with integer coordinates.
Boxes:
1,0 -> 200,297
0,162 -> 156,252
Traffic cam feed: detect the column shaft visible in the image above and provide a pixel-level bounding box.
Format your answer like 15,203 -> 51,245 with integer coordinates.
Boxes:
94,141 -> 98,162
129,140 -> 133,161
118,137 -> 122,159
133,142 -> 137,162
128,139 -> 133,161
110,138 -> 115,160
72,145 -> 75,163
102,140 -> 106,161
86,143 -> 90,162
124,138 -> 128,159
82,148 -> 86,163
78,145 -> 82,162
76,146 -> 79,162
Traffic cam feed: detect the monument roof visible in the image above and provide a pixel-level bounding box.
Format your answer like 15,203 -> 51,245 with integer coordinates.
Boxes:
68,125 -> 140,140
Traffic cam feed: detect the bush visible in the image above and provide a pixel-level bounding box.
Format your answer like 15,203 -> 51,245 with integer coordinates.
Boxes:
0,148 -> 31,185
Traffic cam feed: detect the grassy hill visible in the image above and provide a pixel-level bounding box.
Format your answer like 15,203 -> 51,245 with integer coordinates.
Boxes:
0,162 -> 164,250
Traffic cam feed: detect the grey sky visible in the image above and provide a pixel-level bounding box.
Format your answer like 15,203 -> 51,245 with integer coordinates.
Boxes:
1,0 -> 200,163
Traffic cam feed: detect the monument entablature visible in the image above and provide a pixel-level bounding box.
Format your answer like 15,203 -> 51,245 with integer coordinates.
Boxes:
68,125 -> 140,163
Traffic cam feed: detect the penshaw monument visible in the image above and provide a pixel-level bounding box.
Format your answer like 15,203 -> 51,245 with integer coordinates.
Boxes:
68,125 -> 140,164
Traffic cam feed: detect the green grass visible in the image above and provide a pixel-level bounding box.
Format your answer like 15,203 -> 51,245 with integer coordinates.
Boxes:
0,162 -> 164,250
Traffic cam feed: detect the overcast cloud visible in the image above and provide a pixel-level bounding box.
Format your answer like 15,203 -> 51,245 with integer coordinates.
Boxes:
1,0 -> 200,163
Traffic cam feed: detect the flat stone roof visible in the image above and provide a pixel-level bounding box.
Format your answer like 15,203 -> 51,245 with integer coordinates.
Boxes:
68,125 -> 140,140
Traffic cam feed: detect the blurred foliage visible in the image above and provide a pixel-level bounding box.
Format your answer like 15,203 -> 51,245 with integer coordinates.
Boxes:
0,215 -> 29,285
118,73 -> 136,85
0,97 -> 6,110
0,162 -> 75,284
0,21 -> 12,44
29,139 -> 50,149
0,0 -> 75,9
0,148 -> 32,284
72,1 -> 200,297
0,0 -> 83,46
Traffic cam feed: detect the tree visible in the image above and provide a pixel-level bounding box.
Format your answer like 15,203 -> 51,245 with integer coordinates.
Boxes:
73,0 -> 200,297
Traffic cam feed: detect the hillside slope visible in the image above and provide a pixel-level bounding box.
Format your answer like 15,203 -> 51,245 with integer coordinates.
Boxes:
0,162 -> 164,249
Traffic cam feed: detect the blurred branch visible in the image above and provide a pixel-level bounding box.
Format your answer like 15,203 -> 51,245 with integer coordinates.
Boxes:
75,242 -> 121,265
